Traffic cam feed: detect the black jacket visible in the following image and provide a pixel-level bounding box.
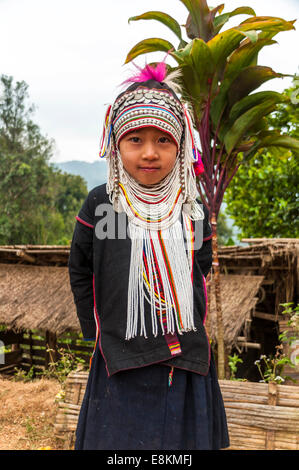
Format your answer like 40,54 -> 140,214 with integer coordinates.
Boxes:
68,184 -> 212,376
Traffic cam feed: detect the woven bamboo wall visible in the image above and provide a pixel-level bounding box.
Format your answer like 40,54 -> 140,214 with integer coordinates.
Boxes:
220,380 -> 299,450
54,370 -> 89,449
54,370 -> 299,450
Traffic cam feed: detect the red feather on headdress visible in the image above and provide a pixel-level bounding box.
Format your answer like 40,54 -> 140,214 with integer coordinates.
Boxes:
122,62 -> 167,86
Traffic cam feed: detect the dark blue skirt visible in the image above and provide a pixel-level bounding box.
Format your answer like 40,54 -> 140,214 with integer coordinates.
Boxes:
75,342 -> 230,450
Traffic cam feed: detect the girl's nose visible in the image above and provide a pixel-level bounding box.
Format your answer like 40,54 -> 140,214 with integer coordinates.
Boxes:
141,142 -> 159,160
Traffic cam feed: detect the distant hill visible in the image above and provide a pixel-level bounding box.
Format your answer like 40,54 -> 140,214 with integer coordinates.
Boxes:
52,160 -> 107,191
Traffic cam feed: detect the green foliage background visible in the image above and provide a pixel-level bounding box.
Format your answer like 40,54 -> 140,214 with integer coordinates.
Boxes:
224,81 -> 299,239
0,75 -> 88,245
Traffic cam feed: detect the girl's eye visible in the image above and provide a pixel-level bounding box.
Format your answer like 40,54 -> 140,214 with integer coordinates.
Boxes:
129,136 -> 140,143
159,136 -> 170,143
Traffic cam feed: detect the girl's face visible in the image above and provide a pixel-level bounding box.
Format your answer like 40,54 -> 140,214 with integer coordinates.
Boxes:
118,127 -> 178,186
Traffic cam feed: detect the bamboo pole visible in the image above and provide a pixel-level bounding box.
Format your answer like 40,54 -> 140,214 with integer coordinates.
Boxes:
211,212 -> 225,379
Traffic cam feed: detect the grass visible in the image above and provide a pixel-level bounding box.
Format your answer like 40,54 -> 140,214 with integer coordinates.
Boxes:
0,375 -> 65,450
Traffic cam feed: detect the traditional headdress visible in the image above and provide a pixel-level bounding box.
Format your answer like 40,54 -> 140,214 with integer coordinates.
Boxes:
99,63 -> 205,341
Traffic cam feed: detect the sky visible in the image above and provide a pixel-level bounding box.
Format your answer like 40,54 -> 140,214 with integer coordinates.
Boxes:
0,0 -> 298,163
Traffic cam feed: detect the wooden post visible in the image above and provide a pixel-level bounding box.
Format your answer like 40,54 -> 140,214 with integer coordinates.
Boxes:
265,382 -> 278,450
205,273 -> 211,337
211,212 -> 225,379
45,331 -> 57,369
28,331 -> 33,367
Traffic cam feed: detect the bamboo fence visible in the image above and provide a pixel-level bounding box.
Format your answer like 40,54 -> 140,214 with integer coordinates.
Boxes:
54,370 -> 299,450
0,330 -> 93,375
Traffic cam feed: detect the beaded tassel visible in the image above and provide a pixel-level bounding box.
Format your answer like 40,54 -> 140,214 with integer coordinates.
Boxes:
168,366 -> 174,387
126,218 -> 196,340
99,104 -> 113,158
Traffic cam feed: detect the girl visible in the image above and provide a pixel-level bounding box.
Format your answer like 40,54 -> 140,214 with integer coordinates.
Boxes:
68,63 -> 229,450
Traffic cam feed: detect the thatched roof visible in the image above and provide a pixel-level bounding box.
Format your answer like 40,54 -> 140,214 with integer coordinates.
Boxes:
0,262 -> 263,346
0,245 -> 69,266
205,274 -> 264,349
219,238 -> 299,266
1,239 -> 297,267
0,263 -> 80,335
218,238 -> 298,319
0,239 -> 296,341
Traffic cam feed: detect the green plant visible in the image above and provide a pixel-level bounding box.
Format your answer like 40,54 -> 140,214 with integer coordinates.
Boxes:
23,416 -> 54,450
25,417 -> 37,439
254,345 -> 295,384
13,366 -> 36,383
125,0 -> 299,379
279,302 -> 299,371
225,80 -> 299,239
279,302 -> 299,343
249,303 -> 298,384
39,347 -> 87,385
228,353 -> 243,380
13,346 -> 88,385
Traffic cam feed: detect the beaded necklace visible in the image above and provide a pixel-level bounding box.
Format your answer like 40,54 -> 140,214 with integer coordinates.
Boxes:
99,70 -> 205,341
110,150 -> 202,340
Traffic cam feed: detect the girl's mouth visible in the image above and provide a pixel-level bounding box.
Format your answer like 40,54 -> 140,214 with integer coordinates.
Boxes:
139,167 -> 160,172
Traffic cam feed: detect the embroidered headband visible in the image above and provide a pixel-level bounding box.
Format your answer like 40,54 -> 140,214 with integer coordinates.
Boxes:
112,86 -> 184,149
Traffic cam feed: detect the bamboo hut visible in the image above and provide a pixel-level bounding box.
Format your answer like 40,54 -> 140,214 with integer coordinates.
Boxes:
0,263 -> 79,335
216,239 -> 299,382
0,240 -> 298,380
0,245 -> 84,374
1,242 -> 298,450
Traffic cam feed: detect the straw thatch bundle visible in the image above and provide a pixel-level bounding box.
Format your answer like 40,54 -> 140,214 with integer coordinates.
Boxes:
0,263 -> 263,351
0,239 -> 297,361
0,263 -> 79,335
0,245 -> 70,265
205,274 -> 264,349
218,239 -> 299,330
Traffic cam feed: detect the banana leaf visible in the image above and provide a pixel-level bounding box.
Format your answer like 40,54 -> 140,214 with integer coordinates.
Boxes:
224,99 -> 279,153
125,38 -> 175,64
180,0 -> 214,41
210,36 -> 277,126
227,66 -> 285,107
214,6 -> 256,34
243,132 -> 299,160
219,91 -> 286,141
128,11 -> 185,45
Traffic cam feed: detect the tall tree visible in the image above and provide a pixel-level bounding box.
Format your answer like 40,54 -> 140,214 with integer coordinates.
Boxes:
217,210 -> 234,246
0,75 -> 87,244
0,75 -> 53,243
125,1 -> 299,377
47,166 -> 89,242
225,81 -> 299,238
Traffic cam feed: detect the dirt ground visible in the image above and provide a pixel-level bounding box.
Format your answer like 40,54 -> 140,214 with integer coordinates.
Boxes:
0,374 -> 65,450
